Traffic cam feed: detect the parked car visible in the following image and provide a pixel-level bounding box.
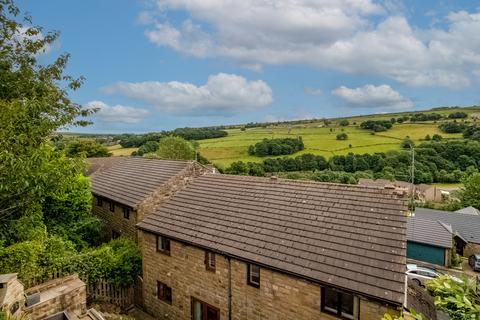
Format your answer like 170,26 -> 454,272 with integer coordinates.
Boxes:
405,264 -> 462,286
469,254 -> 480,272
406,264 -> 439,286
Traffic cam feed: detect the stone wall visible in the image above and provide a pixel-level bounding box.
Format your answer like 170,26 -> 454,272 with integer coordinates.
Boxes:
92,196 -> 138,241
140,231 -> 401,320
464,243 -> 480,257
24,275 -> 87,320
0,274 -> 25,317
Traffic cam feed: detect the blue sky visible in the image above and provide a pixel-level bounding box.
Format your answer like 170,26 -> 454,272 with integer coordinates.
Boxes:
18,0 -> 480,133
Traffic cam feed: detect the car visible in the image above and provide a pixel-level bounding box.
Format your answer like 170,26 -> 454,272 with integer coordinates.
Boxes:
405,264 -> 463,286
468,254 -> 480,272
406,264 -> 439,286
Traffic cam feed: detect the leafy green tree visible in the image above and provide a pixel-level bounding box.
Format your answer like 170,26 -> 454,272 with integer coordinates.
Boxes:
459,173 -> 480,209
135,140 -> 159,156
63,139 -> 111,157
0,0 -> 92,237
336,133 -> 348,140
153,136 -> 196,160
339,119 -> 349,126
401,137 -> 415,149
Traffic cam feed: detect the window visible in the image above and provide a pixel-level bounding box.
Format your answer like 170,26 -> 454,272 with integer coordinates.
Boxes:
157,281 -> 172,304
321,287 -> 359,319
0,283 -> 4,289
96,197 -> 103,207
109,201 -> 115,212
247,264 -> 260,287
156,235 -> 171,255
123,207 -> 130,219
112,230 -> 120,239
10,301 -> 19,315
205,251 -> 216,271
191,297 -> 220,320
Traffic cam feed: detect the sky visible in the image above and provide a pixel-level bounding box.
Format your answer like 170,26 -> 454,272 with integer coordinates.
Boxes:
17,0 -> 480,133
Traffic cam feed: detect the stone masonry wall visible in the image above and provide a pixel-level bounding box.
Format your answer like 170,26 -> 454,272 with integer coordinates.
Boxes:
92,196 -> 137,241
24,275 -> 86,320
0,276 -> 24,317
464,243 -> 480,257
140,231 -> 401,320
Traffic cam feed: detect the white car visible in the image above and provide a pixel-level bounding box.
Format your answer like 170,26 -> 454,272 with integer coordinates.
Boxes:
406,264 -> 462,286
406,264 -> 439,286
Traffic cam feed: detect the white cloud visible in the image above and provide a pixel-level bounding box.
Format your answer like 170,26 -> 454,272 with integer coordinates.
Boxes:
102,73 -> 273,116
304,87 -> 323,95
332,84 -> 413,109
86,101 -> 150,123
143,1 -> 480,88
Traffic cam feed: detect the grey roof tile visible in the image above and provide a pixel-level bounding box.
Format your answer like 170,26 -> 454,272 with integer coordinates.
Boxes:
138,174 -> 407,304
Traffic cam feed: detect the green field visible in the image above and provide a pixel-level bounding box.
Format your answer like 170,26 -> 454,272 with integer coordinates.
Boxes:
198,122 -> 463,168
108,144 -> 138,156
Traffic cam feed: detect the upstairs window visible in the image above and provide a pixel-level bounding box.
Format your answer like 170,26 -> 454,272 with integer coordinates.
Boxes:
321,287 -> 359,319
96,197 -> 103,207
109,202 -> 115,212
123,207 -> 130,219
157,281 -> 172,304
156,235 -> 171,255
247,264 -> 260,288
205,251 -> 216,272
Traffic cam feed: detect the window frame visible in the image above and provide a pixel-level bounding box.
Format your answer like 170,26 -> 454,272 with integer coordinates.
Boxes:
321,287 -> 359,320
109,201 -> 115,212
157,281 -> 172,305
96,197 -> 103,207
205,251 -> 216,272
123,207 -> 130,220
191,297 -> 220,320
247,264 -> 260,288
156,235 -> 171,255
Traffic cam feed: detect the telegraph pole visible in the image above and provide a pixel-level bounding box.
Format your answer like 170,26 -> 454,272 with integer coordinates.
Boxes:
410,145 -> 415,211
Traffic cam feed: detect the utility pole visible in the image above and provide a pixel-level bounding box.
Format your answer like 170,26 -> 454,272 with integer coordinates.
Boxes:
410,145 -> 415,211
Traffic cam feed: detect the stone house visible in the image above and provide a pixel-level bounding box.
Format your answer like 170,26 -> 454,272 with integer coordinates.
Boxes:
0,273 -> 24,318
137,174 -> 408,320
87,157 -> 210,241
415,207 -> 480,257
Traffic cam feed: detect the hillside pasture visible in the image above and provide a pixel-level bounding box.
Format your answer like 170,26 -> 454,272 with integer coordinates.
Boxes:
198,122 -> 462,168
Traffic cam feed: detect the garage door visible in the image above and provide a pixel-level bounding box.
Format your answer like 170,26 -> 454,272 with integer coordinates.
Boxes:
407,241 -> 445,266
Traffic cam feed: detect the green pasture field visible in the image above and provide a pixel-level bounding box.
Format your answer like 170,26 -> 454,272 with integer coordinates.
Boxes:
198,122 -> 463,168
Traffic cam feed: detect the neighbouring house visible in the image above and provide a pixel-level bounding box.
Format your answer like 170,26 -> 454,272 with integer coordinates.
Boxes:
358,179 -> 455,203
137,174 -> 408,320
414,207 -> 480,257
87,157 -> 210,241
455,206 -> 480,216
406,217 -> 453,267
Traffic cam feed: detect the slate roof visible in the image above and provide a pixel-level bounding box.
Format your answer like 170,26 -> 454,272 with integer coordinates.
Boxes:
138,174 -> 408,305
89,157 -> 191,208
455,206 -> 480,216
407,217 -> 452,248
86,157 -> 125,176
415,207 -> 480,244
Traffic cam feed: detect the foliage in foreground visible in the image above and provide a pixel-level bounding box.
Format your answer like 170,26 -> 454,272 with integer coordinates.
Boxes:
425,275 -> 480,320
382,309 -> 424,320
0,236 -> 141,287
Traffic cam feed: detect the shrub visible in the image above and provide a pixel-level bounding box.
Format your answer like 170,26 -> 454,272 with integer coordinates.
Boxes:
448,112 -> 468,119
339,120 -> 349,126
336,133 -> 348,140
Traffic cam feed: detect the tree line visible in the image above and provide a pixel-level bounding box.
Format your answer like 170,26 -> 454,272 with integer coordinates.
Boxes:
118,127 -> 228,148
225,140 -> 480,184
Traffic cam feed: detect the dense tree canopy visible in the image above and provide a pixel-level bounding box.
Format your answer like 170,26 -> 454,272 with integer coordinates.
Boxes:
248,137 -> 304,156
360,120 -> 393,132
